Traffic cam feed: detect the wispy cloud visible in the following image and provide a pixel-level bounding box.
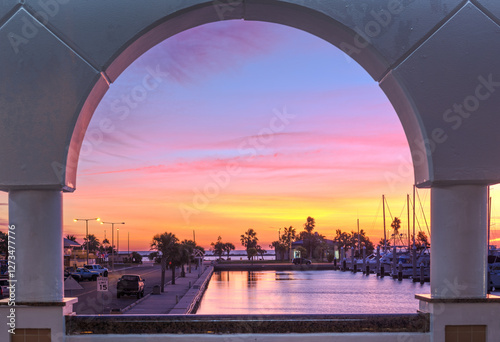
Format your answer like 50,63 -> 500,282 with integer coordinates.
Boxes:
68,20 -> 418,250
131,21 -> 289,84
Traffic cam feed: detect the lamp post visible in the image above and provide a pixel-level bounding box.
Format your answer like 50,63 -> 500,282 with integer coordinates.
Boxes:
101,221 -> 125,272
74,217 -> 100,265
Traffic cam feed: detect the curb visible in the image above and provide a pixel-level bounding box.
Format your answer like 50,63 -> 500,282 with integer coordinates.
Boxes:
120,292 -> 152,313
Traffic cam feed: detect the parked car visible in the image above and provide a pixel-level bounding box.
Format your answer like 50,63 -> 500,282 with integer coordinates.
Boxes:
84,264 -> 109,277
292,258 -> 312,265
70,268 -> 99,281
0,279 -> 9,298
64,269 -> 79,282
117,274 -> 145,299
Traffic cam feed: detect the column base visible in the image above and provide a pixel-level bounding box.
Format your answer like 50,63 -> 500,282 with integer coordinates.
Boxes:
417,294 -> 500,342
0,297 -> 78,342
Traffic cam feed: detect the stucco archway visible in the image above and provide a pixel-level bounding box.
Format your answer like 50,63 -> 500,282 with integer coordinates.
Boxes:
1,1 -> 500,341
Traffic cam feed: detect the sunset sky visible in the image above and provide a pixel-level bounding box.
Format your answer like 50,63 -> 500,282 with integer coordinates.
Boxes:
0,20 -> 499,251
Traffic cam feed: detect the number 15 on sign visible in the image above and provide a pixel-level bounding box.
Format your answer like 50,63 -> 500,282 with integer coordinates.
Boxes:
97,277 -> 108,291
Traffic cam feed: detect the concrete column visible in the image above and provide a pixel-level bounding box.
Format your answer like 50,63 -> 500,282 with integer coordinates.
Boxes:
9,190 -> 63,302
431,185 -> 487,298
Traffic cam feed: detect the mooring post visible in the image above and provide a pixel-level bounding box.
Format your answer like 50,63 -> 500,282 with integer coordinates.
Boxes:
362,246 -> 367,274
351,247 -> 355,272
412,244 -> 417,280
392,246 -> 397,278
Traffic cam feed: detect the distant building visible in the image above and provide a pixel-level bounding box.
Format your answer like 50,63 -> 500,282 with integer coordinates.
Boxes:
291,237 -> 339,260
111,252 -> 133,264
64,238 -> 84,268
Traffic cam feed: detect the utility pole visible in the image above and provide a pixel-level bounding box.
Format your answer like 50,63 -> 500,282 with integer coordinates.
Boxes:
101,221 -> 125,272
74,217 -> 100,265
407,194 -> 410,248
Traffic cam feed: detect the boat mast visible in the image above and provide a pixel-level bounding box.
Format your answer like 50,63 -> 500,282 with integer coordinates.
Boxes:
383,194 -> 387,252
412,185 -> 416,247
407,193 -> 410,249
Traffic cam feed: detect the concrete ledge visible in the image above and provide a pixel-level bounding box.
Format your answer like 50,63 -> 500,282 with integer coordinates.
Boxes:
0,297 -> 78,306
66,332 -> 431,342
65,313 -> 430,335
416,294 -> 500,303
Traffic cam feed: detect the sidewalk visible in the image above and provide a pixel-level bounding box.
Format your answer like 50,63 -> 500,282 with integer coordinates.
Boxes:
124,264 -> 213,314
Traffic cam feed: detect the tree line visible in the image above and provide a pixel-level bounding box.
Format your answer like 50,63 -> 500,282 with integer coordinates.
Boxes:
211,228 -> 267,261
209,216 -> 431,263
149,232 -> 204,291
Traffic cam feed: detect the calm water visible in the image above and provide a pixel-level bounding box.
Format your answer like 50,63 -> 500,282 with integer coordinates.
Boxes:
196,270 -> 430,314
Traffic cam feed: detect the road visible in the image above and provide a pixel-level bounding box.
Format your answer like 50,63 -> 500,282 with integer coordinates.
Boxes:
67,263 -> 173,314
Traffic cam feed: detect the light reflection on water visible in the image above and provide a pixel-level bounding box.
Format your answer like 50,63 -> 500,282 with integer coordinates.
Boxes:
196,270 -> 430,314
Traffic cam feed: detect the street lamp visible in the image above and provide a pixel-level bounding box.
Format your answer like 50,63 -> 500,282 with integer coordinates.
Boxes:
74,217 -> 100,265
101,221 -> 125,272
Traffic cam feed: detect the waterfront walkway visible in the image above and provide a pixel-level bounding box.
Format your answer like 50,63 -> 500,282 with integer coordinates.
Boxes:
124,264 -> 213,314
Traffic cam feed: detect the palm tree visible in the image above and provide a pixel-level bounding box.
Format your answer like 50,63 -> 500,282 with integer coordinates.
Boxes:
282,226 -> 296,260
270,240 -> 286,260
416,231 -> 430,250
211,236 -> 225,260
378,237 -> 391,248
303,217 -> 316,258
240,229 -> 258,260
151,232 -> 178,290
66,234 -> 77,242
304,217 -> 315,234
181,239 -> 198,273
256,245 -> 266,260
0,231 -> 7,259
223,242 -> 235,260
247,247 -> 258,264
391,217 -> 402,246
83,234 -> 100,252
179,245 -> 190,277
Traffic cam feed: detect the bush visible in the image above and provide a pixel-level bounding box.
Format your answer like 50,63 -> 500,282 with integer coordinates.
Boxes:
326,253 -> 335,263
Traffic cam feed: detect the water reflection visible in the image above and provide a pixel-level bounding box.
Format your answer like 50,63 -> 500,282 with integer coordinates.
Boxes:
196,270 -> 430,314
275,272 -> 295,281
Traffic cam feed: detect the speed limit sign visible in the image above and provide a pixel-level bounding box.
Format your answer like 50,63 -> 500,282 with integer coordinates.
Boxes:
97,277 -> 109,292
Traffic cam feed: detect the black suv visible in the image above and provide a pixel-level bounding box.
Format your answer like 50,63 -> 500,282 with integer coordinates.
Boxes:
292,258 -> 312,265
